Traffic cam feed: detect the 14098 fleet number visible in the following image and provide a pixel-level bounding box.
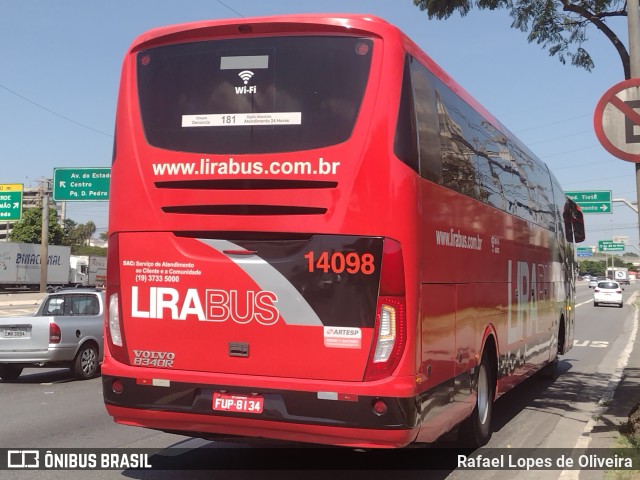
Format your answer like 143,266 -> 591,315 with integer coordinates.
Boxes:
304,251 -> 375,275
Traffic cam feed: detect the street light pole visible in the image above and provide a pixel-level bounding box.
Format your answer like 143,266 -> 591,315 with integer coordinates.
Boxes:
629,0 -> 640,253
40,194 -> 49,293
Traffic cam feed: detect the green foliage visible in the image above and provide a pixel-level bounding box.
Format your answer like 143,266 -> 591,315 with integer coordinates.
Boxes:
61,218 -> 79,246
61,218 -> 98,248
72,245 -> 107,256
11,208 -> 102,250
579,257 -> 636,276
9,207 -> 64,245
413,0 -> 630,76
579,259 -> 606,276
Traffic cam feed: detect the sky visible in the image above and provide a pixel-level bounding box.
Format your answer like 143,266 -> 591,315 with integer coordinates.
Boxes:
1,0 -> 638,254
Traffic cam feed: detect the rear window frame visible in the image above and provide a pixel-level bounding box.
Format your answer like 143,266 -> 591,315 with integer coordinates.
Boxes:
136,35 -> 374,154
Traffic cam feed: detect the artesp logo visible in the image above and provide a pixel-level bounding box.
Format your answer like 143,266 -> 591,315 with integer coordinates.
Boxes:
323,327 -> 362,349
326,328 -> 360,336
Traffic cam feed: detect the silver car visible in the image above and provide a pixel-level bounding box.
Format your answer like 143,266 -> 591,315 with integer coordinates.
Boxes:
0,289 -> 104,381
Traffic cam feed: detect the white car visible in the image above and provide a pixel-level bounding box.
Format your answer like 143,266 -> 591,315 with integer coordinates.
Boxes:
593,281 -> 624,308
589,276 -> 606,288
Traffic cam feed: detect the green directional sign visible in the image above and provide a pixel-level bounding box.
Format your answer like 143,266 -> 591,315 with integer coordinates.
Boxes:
565,190 -> 612,214
576,247 -> 593,257
598,240 -> 625,252
0,184 -> 23,221
53,167 -> 110,201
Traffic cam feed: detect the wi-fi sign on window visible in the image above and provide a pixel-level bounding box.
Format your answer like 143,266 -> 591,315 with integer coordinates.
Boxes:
238,70 -> 254,85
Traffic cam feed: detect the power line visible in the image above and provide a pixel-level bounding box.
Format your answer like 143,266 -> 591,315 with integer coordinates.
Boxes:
513,113 -> 592,134
0,83 -> 113,138
551,160 -> 613,170
562,174 -> 633,186
541,144 -> 600,159
526,129 -> 592,146
216,0 -> 244,17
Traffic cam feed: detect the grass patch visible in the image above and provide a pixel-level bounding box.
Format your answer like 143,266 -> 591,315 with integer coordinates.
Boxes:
604,415 -> 640,480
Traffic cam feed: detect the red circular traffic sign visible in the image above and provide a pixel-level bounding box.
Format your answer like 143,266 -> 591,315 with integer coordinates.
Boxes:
594,77 -> 640,163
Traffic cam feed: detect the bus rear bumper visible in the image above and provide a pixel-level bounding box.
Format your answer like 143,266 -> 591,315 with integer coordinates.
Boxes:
105,404 -> 419,448
102,374 -> 421,448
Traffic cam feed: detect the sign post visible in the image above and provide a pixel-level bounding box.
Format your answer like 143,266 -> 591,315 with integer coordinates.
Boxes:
593,5 -> 640,267
53,168 -> 110,201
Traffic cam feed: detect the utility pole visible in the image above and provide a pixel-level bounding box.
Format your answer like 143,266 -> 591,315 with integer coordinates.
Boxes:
40,193 -> 49,293
629,0 -> 640,248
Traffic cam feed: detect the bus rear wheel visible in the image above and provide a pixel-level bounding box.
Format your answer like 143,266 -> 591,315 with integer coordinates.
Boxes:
459,352 -> 494,447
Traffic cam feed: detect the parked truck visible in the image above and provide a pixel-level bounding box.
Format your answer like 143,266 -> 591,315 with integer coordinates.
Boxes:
0,242 -> 106,291
607,267 -> 630,285
69,255 -> 107,288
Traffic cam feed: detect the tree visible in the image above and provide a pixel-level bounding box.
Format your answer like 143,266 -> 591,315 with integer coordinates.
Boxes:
413,0 -> 632,78
9,207 -> 64,245
579,259 -> 606,276
61,218 -> 79,246
82,221 -> 97,246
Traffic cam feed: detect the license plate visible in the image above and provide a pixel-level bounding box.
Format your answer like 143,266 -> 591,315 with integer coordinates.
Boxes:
212,393 -> 264,414
3,329 -> 27,338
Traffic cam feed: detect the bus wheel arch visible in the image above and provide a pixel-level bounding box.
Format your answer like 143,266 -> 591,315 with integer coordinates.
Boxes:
537,314 -> 565,380
557,314 -> 566,355
458,335 -> 496,447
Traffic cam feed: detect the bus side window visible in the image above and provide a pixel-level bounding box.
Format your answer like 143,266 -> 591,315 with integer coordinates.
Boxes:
409,58 -> 442,183
394,56 -> 419,173
393,56 -> 443,183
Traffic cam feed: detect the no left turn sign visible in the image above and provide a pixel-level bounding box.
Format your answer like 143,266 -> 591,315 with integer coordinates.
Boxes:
594,77 -> 640,162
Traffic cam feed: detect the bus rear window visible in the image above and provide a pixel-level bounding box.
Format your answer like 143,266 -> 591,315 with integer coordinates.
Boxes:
137,36 -> 373,154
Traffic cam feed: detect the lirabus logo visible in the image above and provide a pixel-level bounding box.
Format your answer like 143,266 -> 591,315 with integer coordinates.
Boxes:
130,286 -> 280,325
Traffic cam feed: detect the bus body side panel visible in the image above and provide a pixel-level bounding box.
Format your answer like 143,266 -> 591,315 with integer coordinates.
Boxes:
418,179 -> 563,403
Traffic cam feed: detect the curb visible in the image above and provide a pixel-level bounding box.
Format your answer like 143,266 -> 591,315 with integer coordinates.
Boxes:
0,300 -> 42,307
579,293 -> 640,480
0,293 -> 46,308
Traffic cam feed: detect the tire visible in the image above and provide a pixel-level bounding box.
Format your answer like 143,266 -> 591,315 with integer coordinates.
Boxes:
0,364 -> 23,381
459,351 -> 495,447
594,302 -> 598,307
72,343 -> 99,380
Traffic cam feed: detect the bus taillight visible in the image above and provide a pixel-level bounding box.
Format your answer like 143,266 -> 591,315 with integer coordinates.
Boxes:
109,293 -> 123,347
365,239 -> 407,381
105,232 -> 128,364
365,297 -> 406,381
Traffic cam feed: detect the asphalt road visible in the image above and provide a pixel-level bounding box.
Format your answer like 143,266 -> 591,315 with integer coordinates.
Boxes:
0,282 -> 637,480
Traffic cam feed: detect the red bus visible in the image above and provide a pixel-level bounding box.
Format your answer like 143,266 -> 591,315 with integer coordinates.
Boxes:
103,14 -> 585,448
